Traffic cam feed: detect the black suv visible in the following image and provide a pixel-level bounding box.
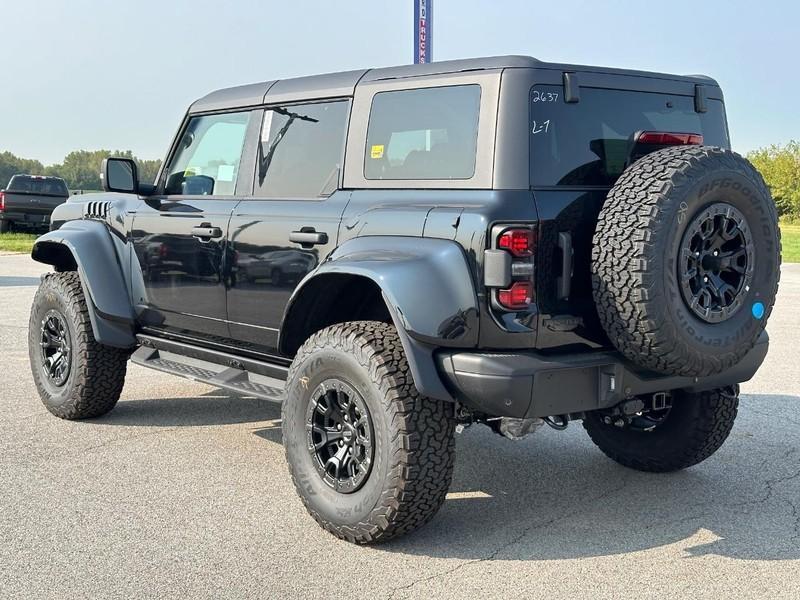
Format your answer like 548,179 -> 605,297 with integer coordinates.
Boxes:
28,56 -> 781,544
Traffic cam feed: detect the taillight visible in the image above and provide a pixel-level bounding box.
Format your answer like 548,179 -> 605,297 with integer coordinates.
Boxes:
490,225 -> 537,311
498,228 -> 535,257
0,191 -> 5,212
498,281 -> 532,310
637,131 -> 704,146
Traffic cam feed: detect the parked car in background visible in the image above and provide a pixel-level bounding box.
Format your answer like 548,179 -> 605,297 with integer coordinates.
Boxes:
0,174 -> 69,232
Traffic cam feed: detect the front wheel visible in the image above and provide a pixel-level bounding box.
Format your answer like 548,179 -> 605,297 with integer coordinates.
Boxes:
28,272 -> 128,419
583,386 -> 739,472
282,321 -> 456,544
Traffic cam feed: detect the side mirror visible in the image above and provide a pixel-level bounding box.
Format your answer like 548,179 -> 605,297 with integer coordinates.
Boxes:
102,157 -> 139,194
183,174 -> 215,195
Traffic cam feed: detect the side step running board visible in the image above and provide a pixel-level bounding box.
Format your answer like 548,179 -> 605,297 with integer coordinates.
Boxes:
131,346 -> 286,403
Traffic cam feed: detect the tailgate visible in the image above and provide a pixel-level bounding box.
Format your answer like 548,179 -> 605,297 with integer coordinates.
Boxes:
530,81 -> 730,351
3,192 -> 66,216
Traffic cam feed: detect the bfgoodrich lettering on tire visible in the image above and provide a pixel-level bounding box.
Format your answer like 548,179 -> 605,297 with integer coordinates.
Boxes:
282,321 -> 455,544
592,146 -> 781,377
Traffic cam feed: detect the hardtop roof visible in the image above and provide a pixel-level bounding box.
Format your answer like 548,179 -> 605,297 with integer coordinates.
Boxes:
189,55 -> 719,113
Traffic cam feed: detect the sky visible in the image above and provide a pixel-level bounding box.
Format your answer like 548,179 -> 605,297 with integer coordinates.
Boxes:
1,0 -> 798,165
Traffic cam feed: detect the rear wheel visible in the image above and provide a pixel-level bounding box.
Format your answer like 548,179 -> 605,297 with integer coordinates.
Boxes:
0,219 -> 11,233
583,386 -> 739,472
28,272 -> 128,419
282,321 -> 456,543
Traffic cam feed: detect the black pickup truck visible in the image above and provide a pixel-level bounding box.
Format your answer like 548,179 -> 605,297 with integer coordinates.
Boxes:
28,55 -> 781,544
0,174 -> 69,232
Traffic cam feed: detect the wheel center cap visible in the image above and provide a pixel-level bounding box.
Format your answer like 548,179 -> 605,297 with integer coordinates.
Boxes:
342,428 -> 354,443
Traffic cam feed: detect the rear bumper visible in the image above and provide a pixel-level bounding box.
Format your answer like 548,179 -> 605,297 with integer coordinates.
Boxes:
436,331 -> 769,418
1,212 -> 51,225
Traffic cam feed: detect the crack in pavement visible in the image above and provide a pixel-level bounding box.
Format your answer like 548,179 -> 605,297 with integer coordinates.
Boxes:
386,476 -> 631,600
386,445 -> 800,599
786,498 -> 800,541
724,447 -> 800,508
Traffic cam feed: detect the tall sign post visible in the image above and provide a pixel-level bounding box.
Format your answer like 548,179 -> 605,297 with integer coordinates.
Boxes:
414,0 -> 433,64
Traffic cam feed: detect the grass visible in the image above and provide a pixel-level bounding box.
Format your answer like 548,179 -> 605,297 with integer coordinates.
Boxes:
0,232 -> 37,254
0,222 -> 798,262
781,223 -> 800,263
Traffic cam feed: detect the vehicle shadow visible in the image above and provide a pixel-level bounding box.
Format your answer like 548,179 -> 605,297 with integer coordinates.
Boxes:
380,393 -> 800,562
96,390 -> 799,561
96,390 -> 282,427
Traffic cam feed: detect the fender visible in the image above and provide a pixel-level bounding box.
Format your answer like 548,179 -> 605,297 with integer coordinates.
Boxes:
31,220 -> 136,348
282,236 -> 480,401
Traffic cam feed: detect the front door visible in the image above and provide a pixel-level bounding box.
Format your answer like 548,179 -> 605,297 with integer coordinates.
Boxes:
226,100 -> 351,354
131,110 -> 256,342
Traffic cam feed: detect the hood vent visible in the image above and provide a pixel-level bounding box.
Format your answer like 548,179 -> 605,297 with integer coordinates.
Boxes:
84,201 -> 110,220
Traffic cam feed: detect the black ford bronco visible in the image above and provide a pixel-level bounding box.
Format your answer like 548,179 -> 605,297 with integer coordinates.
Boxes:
28,56 -> 781,543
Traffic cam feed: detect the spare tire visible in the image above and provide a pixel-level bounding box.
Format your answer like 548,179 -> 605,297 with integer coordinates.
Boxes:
592,145 -> 780,377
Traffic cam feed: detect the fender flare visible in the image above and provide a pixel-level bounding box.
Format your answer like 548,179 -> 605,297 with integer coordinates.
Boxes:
31,220 -> 136,348
281,236 -> 480,401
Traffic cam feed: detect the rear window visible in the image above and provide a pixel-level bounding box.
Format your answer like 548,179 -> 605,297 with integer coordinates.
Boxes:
365,85 -> 481,180
7,176 -> 69,196
530,85 -> 729,187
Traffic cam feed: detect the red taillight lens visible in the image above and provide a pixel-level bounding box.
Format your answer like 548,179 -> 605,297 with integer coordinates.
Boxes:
498,281 -> 532,310
497,228 -> 535,257
0,191 -> 5,212
637,131 -> 703,146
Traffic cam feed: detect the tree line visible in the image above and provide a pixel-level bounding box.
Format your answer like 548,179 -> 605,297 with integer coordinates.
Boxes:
746,141 -> 800,222
0,150 -> 161,192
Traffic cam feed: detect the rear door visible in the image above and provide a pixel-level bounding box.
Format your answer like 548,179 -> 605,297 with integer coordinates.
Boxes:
131,110 -> 256,341
227,99 -> 351,353
530,81 -> 730,350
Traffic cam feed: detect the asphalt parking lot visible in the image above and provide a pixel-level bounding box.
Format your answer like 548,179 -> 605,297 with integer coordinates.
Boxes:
1,252 -> 798,599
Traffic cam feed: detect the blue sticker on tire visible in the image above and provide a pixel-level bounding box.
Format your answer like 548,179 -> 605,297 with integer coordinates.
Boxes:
752,302 -> 765,319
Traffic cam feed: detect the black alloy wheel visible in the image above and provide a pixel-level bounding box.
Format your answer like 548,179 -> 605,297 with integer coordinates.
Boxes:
40,309 -> 72,386
679,203 -> 754,323
306,378 -> 374,493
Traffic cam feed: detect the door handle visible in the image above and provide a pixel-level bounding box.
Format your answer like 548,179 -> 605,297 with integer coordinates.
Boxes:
557,231 -> 573,300
289,230 -> 328,246
191,225 -> 223,240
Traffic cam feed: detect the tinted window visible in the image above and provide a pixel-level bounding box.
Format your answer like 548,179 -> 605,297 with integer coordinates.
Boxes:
530,86 -> 729,187
364,85 -> 481,180
165,111 -> 251,196
8,176 -> 68,196
256,100 -> 349,198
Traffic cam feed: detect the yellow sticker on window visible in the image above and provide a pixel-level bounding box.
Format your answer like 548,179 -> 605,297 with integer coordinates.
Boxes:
370,144 -> 384,159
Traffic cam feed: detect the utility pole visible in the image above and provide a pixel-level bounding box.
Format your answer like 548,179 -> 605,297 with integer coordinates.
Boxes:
414,0 -> 433,64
